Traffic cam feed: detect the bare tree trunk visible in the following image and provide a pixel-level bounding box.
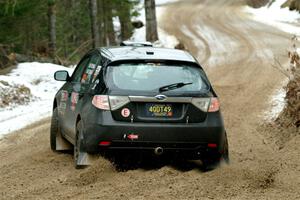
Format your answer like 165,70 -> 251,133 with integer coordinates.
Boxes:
145,0 -> 158,42
103,0 -> 116,46
106,3 -> 116,46
118,1 -> 132,41
89,0 -> 100,48
98,0 -> 106,46
48,0 -> 56,58
99,0 -> 116,46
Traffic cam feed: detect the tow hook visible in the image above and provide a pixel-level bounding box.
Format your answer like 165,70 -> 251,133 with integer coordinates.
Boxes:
154,147 -> 164,155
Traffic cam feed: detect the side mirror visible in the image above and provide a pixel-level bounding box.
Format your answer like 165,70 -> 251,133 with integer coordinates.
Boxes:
54,70 -> 70,81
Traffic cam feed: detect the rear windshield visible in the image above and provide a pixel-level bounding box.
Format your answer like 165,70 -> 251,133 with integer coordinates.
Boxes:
105,63 -> 210,93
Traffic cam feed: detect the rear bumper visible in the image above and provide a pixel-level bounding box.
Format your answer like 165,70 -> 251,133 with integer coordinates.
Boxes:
82,111 -> 226,158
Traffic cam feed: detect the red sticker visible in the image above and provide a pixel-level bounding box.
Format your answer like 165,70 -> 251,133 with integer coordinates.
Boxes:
121,108 -> 130,118
71,92 -> 79,111
127,134 -> 138,140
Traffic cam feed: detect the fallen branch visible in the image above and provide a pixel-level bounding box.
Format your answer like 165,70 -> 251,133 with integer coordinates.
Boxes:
67,40 -> 92,61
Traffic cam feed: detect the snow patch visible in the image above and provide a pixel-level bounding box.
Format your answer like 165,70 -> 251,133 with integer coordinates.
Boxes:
156,0 -> 179,6
244,0 -> 300,34
0,62 -> 74,137
264,81 -> 287,121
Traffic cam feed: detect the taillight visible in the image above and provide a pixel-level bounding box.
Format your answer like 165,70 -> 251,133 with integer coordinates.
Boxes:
92,95 -> 130,111
109,96 -> 130,111
208,97 -> 220,112
191,98 -> 210,112
92,95 -> 110,110
191,97 -> 220,112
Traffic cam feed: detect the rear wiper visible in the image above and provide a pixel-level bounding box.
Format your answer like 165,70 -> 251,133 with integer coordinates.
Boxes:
159,82 -> 193,92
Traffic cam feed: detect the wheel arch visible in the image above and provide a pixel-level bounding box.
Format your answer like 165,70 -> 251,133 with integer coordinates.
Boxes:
76,114 -> 81,126
75,114 -> 83,135
53,98 -> 58,110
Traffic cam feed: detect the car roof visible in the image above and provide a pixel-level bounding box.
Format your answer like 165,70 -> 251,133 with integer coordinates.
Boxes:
98,46 -> 198,64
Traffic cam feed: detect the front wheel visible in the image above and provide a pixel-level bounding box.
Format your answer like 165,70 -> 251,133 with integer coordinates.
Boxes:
50,108 -> 59,151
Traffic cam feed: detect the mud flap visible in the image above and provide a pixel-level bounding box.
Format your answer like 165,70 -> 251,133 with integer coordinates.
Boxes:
76,152 -> 98,166
56,132 -> 72,151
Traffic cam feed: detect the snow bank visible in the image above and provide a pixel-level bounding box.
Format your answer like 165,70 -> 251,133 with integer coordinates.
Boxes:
0,62 -> 73,137
264,84 -> 287,121
130,0 -> 179,48
156,0 -> 179,6
244,0 -> 300,34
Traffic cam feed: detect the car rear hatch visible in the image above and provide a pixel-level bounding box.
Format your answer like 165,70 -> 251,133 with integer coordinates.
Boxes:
92,61 -> 216,123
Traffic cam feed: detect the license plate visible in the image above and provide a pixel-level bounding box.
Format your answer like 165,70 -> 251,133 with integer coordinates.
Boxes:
146,104 -> 173,117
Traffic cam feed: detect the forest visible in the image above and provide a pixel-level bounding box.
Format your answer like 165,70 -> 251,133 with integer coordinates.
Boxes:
0,0 -> 158,66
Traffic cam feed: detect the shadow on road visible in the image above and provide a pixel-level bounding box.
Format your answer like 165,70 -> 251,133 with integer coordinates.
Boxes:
101,152 -> 207,172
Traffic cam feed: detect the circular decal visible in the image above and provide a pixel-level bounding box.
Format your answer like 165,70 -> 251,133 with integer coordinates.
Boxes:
121,108 -> 130,118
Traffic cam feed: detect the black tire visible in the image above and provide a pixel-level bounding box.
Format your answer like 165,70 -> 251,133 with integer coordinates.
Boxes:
202,135 -> 229,170
222,136 -> 230,164
50,108 -> 59,151
74,120 -> 85,169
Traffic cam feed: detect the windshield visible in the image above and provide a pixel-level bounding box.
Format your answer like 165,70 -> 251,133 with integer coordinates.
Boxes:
105,63 -> 210,93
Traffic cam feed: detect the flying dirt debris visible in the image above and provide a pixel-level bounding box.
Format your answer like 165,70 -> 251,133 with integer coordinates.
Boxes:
0,0 -> 300,199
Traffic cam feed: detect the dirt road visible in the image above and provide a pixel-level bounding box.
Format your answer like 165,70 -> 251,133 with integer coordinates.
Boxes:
1,0 -> 299,199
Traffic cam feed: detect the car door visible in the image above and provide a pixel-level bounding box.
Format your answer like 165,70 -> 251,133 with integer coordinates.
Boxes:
64,52 -> 101,141
61,55 -> 91,140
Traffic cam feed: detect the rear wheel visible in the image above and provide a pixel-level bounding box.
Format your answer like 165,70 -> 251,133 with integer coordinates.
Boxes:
202,136 -> 229,170
74,121 -> 84,169
74,120 -> 98,169
222,136 -> 230,164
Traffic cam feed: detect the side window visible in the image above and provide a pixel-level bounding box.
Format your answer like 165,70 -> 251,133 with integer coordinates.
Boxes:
91,60 -> 102,83
72,57 -> 90,83
80,54 -> 101,84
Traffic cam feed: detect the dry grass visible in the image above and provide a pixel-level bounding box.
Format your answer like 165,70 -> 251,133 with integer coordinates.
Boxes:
246,0 -> 270,8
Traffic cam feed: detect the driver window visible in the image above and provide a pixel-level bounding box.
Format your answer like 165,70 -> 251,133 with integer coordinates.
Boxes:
80,54 -> 100,84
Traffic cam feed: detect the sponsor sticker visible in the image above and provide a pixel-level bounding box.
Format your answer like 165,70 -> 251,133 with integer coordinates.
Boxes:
71,92 -> 79,111
121,108 -> 130,118
58,102 -> 67,115
92,65 -> 102,82
60,90 -> 68,102
88,63 -> 96,70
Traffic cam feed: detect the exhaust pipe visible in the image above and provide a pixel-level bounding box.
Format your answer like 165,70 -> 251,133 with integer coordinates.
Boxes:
154,147 -> 164,155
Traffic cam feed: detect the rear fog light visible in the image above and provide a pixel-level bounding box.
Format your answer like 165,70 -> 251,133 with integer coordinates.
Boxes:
99,141 -> 111,146
207,143 -> 217,148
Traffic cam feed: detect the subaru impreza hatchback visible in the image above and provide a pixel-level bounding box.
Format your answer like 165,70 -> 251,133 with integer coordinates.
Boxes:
50,42 -> 229,169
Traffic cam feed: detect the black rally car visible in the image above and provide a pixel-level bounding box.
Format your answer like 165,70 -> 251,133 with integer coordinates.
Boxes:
51,42 -> 229,169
